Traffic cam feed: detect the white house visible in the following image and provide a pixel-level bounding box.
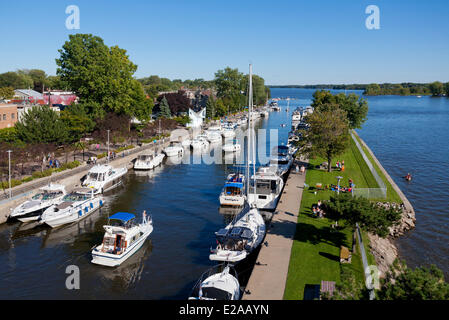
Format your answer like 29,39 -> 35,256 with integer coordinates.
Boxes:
186,108 -> 206,128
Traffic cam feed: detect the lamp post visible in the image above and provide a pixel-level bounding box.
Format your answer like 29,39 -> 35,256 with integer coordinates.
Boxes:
107,130 -> 110,163
336,176 -> 343,195
7,150 -> 12,198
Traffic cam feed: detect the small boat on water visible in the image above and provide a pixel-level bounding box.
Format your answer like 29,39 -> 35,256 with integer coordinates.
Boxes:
189,264 -> 241,300
91,211 -> 153,267
82,164 -> 127,194
268,154 -> 293,177
209,205 -> 266,263
9,184 -> 66,222
248,166 -> 284,210
219,173 -> 246,207
163,141 -> 184,157
39,187 -> 104,228
191,134 -> 209,150
134,153 -> 165,170
222,141 -> 241,153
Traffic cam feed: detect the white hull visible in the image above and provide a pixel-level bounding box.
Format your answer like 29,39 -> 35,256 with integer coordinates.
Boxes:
83,166 -> 128,194
134,154 -> 165,170
164,147 -> 184,157
222,144 -> 241,153
91,225 -> 153,267
219,194 -> 245,207
41,197 -> 104,228
247,192 -> 281,210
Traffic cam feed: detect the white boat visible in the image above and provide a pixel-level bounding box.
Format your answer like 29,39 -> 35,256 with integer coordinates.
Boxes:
91,211 -> 153,267
206,132 -> 222,143
134,153 -> 165,170
189,264 -> 241,300
9,184 -> 66,222
163,141 -> 184,157
191,135 -> 209,150
268,154 -> 293,177
222,142 -> 241,153
260,110 -> 269,117
82,164 -> 127,194
209,205 -> 266,263
248,166 -> 284,210
219,173 -> 246,207
181,139 -> 192,147
39,187 -> 104,228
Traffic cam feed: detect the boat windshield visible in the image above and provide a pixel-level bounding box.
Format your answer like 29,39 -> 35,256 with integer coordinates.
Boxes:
252,179 -> 277,195
224,186 -> 242,196
32,193 -> 44,200
63,193 -> 88,202
138,155 -> 151,161
109,218 -> 136,229
200,287 -> 232,300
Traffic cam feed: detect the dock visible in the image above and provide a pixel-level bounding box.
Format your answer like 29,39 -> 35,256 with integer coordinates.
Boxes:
243,160 -> 307,300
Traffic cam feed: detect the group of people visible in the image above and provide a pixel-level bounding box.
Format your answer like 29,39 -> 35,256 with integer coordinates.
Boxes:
295,164 -> 306,175
336,160 -> 345,171
44,153 -> 60,169
312,200 -> 326,218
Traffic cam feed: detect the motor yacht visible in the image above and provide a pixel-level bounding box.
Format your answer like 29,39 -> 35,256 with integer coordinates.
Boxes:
191,134 -> 209,150
91,211 -> 153,267
219,173 -> 246,207
82,164 -> 127,194
247,167 -> 284,210
209,205 -> 266,263
9,184 -> 66,222
189,264 -> 241,300
163,141 -> 184,157
134,153 -> 165,170
39,187 -> 104,228
222,141 -> 241,153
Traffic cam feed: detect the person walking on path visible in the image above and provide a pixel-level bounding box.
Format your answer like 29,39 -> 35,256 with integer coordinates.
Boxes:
295,164 -> 299,174
300,165 -> 305,175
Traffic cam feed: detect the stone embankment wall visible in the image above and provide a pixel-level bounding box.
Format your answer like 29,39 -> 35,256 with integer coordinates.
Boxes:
353,131 -> 416,277
0,140 -> 169,224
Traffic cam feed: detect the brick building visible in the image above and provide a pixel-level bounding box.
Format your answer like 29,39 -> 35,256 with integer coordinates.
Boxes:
0,104 -> 18,129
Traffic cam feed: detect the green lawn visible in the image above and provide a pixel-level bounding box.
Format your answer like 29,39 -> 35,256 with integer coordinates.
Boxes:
352,132 -> 402,203
283,138 -> 381,300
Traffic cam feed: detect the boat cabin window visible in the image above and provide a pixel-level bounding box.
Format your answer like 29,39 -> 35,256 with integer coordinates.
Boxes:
225,186 -> 242,196
109,218 -> 136,229
32,192 -> 44,200
200,287 -> 232,300
63,193 -> 88,202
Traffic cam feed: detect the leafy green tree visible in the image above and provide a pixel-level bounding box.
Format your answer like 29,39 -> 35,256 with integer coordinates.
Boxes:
324,268 -> 369,300
158,96 -> 171,118
56,34 -> 150,120
18,69 -> 48,92
311,90 -> 368,129
444,82 -> 449,97
300,108 -> 350,172
0,71 -> 33,89
60,104 -> 95,142
378,260 -> 449,300
15,106 -> 69,144
327,193 -> 401,239
429,81 -> 444,96
214,98 -> 227,117
0,87 -> 15,100
214,67 -> 245,100
206,95 -> 216,119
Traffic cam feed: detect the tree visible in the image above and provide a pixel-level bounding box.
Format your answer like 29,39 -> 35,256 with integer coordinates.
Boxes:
0,87 -> 15,100
60,104 -> 95,142
214,98 -> 227,117
444,82 -> 449,97
327,193 -> 401,239
214,67 -> 245,100
324,268 -> 369,300
56,34 -> 150,120
311,90 -> 368,129
206,95 -> 216,119
158,96 -> 171,118
0,71 -> 33,89
15,106 -> 69,144
156,91 -> 190,116
429,81 -> 444,96
18,69 -> 48,92
378,260 -> 449,300
300,108 -> 350,172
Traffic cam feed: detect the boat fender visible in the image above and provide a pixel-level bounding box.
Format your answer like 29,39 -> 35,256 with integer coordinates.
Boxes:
100,200 -> 103,206
85,207 -> 89,213
78,210 -> 82,217
90,203 -> 94,209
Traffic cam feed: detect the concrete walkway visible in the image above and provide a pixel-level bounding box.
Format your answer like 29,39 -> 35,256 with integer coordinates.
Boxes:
243,160 -> 307,300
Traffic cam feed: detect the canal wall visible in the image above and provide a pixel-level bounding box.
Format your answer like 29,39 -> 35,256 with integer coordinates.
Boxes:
352,130 -> 416,277
0,140 -> 169,224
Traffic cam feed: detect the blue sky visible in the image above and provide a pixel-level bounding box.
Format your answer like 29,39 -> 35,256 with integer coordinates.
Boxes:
0,0 -> 448,85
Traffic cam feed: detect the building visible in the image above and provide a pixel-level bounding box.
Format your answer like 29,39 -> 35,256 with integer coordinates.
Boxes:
14,89 -> 43,102
0,104 -> 18,129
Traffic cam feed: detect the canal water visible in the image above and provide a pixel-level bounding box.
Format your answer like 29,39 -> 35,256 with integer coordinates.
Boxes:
0,106 -> 292,299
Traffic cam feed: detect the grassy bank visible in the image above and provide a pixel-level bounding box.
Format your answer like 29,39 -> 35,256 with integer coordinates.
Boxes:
352,132 -> 402,203
283,137 -> 381,300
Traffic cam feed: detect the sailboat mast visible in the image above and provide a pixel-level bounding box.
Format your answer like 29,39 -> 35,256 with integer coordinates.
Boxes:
246,65 -> 252,196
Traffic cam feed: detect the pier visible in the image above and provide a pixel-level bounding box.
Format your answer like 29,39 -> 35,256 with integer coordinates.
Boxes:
243,159 -> 307,300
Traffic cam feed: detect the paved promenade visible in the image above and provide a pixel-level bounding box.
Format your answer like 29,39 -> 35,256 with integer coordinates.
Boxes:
243,160 -> 307,300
